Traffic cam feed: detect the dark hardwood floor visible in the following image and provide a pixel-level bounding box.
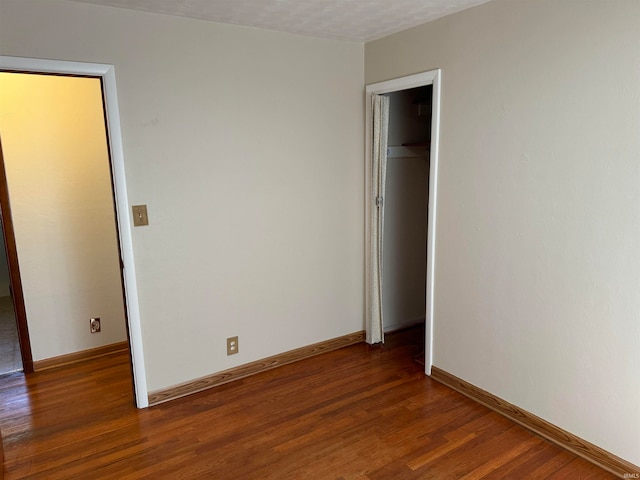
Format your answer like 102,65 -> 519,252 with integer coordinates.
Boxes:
0,328 -> 615,479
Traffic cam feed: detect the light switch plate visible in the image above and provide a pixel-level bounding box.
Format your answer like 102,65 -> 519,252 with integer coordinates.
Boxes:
132,205 -> 149,226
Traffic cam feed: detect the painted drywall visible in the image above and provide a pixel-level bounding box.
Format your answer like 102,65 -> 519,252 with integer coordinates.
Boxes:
383,89 -> 430,332
382,155 -> 429,333
0,72 -> 128,360
0,0 -> 364,391
366,0 -> 640,466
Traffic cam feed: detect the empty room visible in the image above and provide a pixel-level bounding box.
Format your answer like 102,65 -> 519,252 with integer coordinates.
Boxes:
0,0 -> 638,478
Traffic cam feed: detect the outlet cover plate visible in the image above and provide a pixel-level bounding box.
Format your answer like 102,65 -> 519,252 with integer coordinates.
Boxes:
90,318 -> 101,333
227,336 -> 238,355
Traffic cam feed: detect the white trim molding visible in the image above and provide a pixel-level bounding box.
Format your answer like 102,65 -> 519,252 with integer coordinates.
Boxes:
0,55 -> 149,408
365,69 -> 441,375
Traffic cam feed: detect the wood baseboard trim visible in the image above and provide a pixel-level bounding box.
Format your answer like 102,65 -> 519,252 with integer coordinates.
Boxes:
148,331 -> 366,406
430,366 -> 639,478
33,341 -> 129,372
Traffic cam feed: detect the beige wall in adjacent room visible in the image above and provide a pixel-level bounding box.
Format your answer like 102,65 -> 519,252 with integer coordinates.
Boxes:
0,0 -> 365,391
366,0 -> 640,466
0,72 -> 128,360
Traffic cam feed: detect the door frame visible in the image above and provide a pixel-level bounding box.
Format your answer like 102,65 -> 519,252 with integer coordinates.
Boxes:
0,56 -> 149,408
365,69 -> 441,374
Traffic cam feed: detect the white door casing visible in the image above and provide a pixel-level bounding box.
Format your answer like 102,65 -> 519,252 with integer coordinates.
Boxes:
365,69 -> 441,374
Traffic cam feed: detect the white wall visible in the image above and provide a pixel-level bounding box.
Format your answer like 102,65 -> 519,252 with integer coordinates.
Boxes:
0,72 -> 128,360
382,155 -> 429,332
366,0 -> 640,466
0,0 -> 365,392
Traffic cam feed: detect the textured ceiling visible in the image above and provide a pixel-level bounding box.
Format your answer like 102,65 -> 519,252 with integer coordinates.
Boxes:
68,0 -> 493,42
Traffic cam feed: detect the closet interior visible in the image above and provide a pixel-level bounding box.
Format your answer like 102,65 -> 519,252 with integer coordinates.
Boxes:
383,85 -> 432,333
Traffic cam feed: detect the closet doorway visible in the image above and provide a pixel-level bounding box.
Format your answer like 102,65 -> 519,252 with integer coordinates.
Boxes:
365,70 -> 441,374
383,86 -> 432,334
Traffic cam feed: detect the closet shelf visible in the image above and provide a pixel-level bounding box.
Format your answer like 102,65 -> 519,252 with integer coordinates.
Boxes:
387,145 -> 430,159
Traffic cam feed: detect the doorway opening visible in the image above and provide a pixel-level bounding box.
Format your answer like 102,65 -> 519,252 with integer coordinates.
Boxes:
0,232 -> 22,374
365,70 -> 441,374
0,56 -> 148,408
0,133 -> 34,375
383,86 -> 432,337
0,71 -> 128,378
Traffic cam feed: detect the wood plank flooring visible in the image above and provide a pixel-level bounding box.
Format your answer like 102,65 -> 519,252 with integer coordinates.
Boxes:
0,329 -> 616,479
